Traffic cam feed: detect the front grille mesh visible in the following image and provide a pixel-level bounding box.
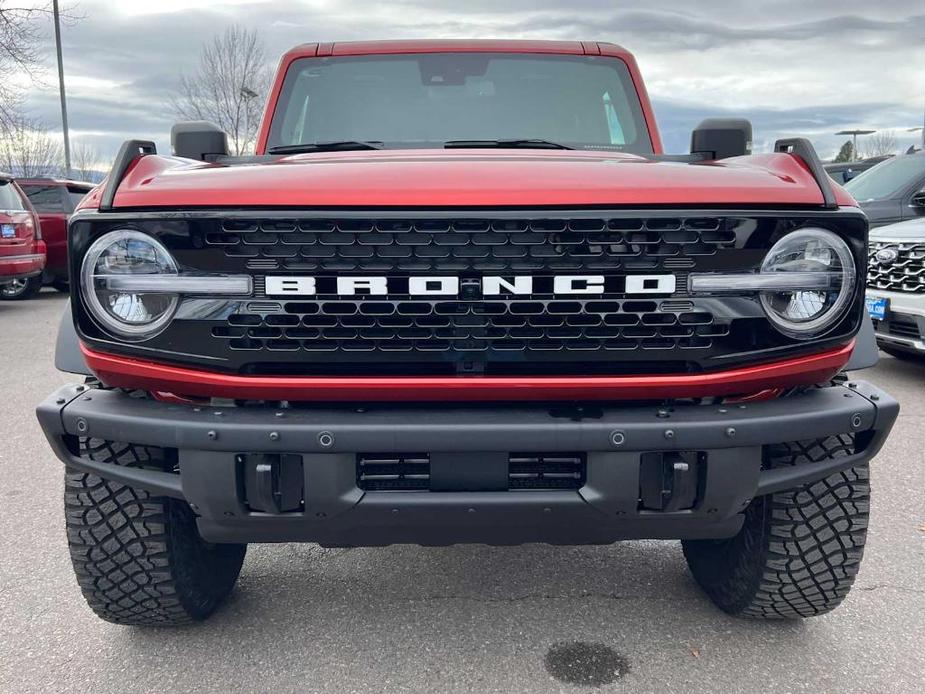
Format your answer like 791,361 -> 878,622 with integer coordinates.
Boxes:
209,216 -> 737,273
213,299 -> 728,354
868,241 -> 925,293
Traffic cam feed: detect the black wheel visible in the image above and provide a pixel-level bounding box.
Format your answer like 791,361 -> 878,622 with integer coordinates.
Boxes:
52,278 -> 70,293
682,436 -> 869,619
64,438 -> 247,626
879,344 -> 923,361
0,276 -> 43,300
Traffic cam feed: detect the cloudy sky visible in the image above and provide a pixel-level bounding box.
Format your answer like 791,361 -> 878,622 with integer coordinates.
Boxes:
17,0 -> 925,165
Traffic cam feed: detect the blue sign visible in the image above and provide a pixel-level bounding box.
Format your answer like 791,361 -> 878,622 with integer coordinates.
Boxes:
865,296 -> 888,321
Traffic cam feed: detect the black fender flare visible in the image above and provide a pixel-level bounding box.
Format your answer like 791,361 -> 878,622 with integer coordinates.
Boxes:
845,316 -> 880,371
55,301 -> 92,376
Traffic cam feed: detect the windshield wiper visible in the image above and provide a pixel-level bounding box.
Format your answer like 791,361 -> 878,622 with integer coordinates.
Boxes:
268,141 -> 385,154
444,139 -> 573,150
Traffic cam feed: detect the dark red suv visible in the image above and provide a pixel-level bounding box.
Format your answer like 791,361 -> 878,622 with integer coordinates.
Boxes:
6,178 -> 94,299
0,173 -> 45,299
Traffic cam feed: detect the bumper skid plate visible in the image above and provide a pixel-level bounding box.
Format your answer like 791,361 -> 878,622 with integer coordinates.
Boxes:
37,382 -> 898,546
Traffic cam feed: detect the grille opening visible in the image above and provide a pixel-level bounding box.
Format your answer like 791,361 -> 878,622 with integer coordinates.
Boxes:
508,454 -> 586,490
356,452 -> 586,491
357,454 -> 430,491
874,315 -> 921,340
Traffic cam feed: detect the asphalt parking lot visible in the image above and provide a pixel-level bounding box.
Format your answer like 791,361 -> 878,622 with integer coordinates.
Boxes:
1,291 -> 923,693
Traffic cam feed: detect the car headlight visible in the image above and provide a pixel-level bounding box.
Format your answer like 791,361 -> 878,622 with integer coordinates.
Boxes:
80,230 -> 179,339
759,228 -> 856,338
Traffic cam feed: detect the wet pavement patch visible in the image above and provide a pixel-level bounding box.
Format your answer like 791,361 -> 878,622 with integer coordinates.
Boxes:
544,641 -> 629,687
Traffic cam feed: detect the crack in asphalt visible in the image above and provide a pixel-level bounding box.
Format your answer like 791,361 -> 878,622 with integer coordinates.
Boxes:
857,583 -> 925,595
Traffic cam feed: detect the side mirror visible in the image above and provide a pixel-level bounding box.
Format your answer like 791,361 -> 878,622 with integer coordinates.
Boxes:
911,189 -> 925,208
170,121 -> 229,161
691,118 -> 752,160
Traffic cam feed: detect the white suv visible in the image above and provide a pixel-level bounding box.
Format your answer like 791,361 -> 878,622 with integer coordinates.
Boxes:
866,217 -> 925,357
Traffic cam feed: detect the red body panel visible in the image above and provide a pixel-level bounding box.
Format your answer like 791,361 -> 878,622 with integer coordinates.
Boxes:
81,342 -> 853,403
32,212 -> 66,276
106,149 -> 837,209
0,182 -> 45,281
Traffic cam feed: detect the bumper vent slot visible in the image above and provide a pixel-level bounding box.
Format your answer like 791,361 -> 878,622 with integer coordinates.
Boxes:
357,454 -> 430,491
508,453 -> 586,490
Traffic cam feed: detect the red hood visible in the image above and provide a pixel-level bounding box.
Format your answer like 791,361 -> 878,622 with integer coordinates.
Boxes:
84,149 -> 854,210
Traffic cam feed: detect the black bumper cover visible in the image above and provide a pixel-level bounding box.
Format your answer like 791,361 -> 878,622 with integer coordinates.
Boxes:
37,382 -> 898,546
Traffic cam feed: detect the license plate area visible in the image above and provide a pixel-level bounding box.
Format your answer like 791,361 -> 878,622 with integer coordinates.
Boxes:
866,296 -> 888,321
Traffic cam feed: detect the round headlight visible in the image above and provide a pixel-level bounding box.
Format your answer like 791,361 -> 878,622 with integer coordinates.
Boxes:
759,228 -> 856,338
80,230 -> 179,339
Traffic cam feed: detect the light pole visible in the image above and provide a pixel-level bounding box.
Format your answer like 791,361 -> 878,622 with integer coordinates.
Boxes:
53,0 -> 71,178
835,129 -> 876,162
240,86 -> 259,155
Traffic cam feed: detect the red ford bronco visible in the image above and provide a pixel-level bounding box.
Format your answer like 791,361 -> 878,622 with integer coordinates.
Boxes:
37,40 -> 898,626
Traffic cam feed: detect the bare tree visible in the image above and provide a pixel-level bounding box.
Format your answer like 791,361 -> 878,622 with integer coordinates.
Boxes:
862,130 -> 899,159
0,1 -> 49,133
0,115 -> 62,176
170,26 -> 272,155
70,141 -> 105,181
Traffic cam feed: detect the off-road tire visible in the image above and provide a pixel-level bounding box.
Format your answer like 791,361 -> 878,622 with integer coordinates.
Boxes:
682,436 -> 870,619
0,276 -> 43,300
64,439 -> 247,626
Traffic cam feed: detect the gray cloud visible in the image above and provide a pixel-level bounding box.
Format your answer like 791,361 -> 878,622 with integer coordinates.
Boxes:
15,0 -> 924,166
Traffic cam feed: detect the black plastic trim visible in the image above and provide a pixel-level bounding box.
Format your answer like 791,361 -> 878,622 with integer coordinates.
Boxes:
774,138 -> 837,210
99,140 -> 156,212
36,381 -> 898,545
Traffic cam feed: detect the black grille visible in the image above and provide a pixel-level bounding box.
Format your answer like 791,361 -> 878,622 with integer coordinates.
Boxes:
71,209 -> 868,377
357,454 -> 430,490
868,240 -> 925,293
211,217 -> 736,273
213,299 -> 726,355
874,315 -> 922,340
508,454 -> 586,490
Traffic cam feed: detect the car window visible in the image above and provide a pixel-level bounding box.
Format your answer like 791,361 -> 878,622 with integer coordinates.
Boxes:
67,187 -> 91,209
844,155 -> 925,202
19,184 -> 68,213
269,53 -> 652,154
0,180 -> 27,211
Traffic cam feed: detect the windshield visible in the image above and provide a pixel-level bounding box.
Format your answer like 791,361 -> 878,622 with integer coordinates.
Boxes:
844,155 -> 925,201
267,53 -> 652,153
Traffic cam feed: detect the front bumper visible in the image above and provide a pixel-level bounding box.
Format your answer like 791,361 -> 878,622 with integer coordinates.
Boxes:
0,253 -> 44,280
37,381 -> 898,546
867,288 -> 925,352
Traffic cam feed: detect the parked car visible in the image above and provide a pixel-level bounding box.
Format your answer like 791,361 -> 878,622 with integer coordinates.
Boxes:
15,178 -> 94,295
37,39 -> 897,626
0,172 -> 45,300
824,155 -> 890,185
865,216 -> 925,358
843,151 -> 925,227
